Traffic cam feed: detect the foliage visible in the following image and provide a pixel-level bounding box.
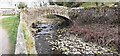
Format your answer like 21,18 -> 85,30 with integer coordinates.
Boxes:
17,2 -> 27,9
50,2 -> 83,7
2,14 -> 15,16
81,2 -> 97,8
50,1 -> 115,8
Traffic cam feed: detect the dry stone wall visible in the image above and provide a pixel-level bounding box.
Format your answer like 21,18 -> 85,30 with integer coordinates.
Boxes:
68,7 -> 120,25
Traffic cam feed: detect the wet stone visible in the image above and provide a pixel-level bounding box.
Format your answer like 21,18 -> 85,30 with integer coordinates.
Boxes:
32,22 -> 115,54
61,47 -> 69,52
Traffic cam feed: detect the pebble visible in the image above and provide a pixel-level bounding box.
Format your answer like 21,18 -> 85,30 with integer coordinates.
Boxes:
58,35 -> 62,37
74,52 -> 81,54
69,46 -> 74,48
72,48 -> 77,52
58,39 -> 62,41
61,43 -> 65,47
51,48 -> 55,51
61,47 -> 69,52
33,23 -> 114,54
64,52 -> 69,54
45,38 -> 48,40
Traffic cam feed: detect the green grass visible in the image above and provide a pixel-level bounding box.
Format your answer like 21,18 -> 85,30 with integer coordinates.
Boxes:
81,2 -> 96,8
2,14 -> 15,16
1,16 -> 20,54
81,2 -> 115,8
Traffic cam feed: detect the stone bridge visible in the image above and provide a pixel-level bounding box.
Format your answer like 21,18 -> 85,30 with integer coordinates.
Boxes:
22,6 -> 71,26
25,6 -> 70,19
23,6 -> 119,26
39,6 -> 70,19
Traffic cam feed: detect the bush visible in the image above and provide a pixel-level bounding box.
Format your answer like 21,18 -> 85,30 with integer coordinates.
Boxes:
51,2 -> 83,7
17,2 -> 27,9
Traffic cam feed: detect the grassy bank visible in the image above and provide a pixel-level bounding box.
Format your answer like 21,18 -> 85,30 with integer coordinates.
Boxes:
1,16 -> 20,53
2,14 -> 16,16
22,21 -> 37,54
81,2 -> 115,8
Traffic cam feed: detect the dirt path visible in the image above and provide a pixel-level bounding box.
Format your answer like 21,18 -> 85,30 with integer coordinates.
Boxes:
0,16 -> 11,55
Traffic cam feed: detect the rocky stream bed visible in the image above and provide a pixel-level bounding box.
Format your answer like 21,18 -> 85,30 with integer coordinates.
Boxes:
31,22 -> 118,55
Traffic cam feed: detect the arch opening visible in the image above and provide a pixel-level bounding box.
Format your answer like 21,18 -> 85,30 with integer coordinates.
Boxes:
54,14 -> 73,28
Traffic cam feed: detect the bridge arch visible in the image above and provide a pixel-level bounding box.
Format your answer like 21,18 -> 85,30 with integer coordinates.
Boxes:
54,14 -> 72,27
23,6 -> 71,27
42,13 -> 72,27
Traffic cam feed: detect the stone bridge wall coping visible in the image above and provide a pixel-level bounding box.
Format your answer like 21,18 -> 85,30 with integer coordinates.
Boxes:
26,6 -> 70,19
15,13 -> 28,54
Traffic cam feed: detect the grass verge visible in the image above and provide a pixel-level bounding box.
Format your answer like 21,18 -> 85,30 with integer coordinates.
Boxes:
1,16 -> 20,54
81,2 -> 115,8
2,14 -> 16,16
22,21 -> 37,54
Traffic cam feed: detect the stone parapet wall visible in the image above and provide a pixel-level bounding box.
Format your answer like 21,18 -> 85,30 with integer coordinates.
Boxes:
23,6 -> 120,26
15,13 -> 28,54
22,6 -> 69,26
68,7 -> 120,24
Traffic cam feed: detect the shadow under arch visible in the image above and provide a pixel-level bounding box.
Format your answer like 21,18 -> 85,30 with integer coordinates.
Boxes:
54,14 -> 73,28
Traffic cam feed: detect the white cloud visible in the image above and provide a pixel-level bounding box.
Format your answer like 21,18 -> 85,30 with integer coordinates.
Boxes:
0,0 -> 37,2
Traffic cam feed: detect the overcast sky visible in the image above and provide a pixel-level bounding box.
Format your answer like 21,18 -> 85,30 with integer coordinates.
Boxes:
0,0 -> 36,2
0,0 -> 49,8
0,0 -> 120,8
0,0 -> 33,8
